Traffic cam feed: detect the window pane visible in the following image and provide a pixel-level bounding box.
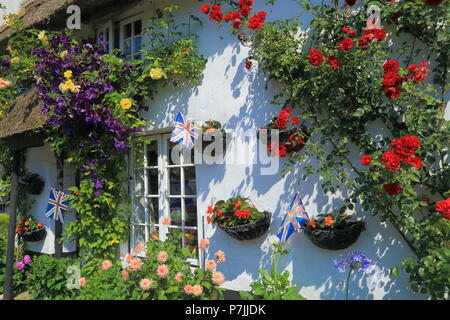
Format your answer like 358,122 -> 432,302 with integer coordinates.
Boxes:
169,198 -> 182,226
134,20 -> 142,36
134,169 -> 145,196
168,141 -> 182,165
133,225 -> 146,246
169,168 -> 181,195
184,198 -> 197,227
105,27 -> 110,42
148,197 -> 159,225
184,167 -> 196,195
132,197 -> 145,224
114,22 -> 120,49
147,169 -> 158,195
146,140 -> 158,167
184,229 -> 198,259
148,226 -> 159,242
124,38 -> 131,55
125,23 -> 132,38
133,36 -> 142,52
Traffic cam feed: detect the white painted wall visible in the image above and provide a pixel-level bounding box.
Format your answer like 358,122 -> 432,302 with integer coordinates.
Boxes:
133,0 -> 436,300
24,144 -> 76,254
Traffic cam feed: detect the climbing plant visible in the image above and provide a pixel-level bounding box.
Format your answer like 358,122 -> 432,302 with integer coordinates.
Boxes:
246,0 -> 449,299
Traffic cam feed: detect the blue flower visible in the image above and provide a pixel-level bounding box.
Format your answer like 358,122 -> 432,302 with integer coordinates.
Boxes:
333,250 -> 372,273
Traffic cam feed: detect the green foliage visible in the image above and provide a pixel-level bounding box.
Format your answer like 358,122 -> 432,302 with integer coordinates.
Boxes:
209,196 -> 266,227
28,255 -> 79,300
0,213 -> 8,241
78,231 -> 224,300
249,1 -> 449,299
240,243 -> 306,300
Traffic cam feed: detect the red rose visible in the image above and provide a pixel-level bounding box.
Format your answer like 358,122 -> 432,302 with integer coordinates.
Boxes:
209,6 -> 223,22
383,59 -> 400,74
413,72 -> 427,82
245,59 -> 252,69
408,64 -> 419,73
291,117 -> 299,125
382,149 -> 403,171
348,30 -> 357,36
339,38 -> 354,51
390,135 -> 421,157
383,73 -> 403,86
436,198 -> 450,215
360,155 -> 372,166
404,156 -> 422,168
200,4 -> 210,14
342,27 -> 350,33
238,0 -> 254,8
276,108 -> 293,129
383,183 -> 402,195
268,143 -> 288,158
358,36 -> 369,50
247,11 -> 267,30
225,11 -> 241,22
326,55 -> 341,69
383,85 -> 401,99
240,5 -> 251,18
233,18 -> 242,29
373,28 -> 387,41
308,48 -> 323,66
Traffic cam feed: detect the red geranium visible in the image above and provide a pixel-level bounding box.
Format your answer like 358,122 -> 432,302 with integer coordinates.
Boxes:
339,38 -> 354,51
326,55 -> 341,69
383,183 -> 402,195
235,209 -> 251,219
200,4 -> 210,14
360,155 -> 372,166
308,48 -> 323,66
291,117 -> 299,125
276,108 -> 293,130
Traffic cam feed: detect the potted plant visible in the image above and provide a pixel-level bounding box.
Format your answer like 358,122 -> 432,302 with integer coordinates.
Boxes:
18,173 -> 45,195
303,211 -> 365,250
258,108 -> 308,158
207,196 -> 271,241
16,216 -> 46,242
198,119 -> 227,157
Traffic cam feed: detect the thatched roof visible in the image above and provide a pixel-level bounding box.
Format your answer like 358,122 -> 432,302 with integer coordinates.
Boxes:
0,0 -> 77,44
0,87 -> 47,139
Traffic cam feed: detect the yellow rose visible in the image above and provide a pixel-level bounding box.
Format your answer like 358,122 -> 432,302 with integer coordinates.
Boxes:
10,57 -> 20,64
60,50 -> 68,58
120,98 -> 132,110
64,70 -> 73,79
150,68 -> 166,80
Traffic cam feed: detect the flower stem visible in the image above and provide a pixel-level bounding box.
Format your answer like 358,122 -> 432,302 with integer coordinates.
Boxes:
345,269 -> 352,300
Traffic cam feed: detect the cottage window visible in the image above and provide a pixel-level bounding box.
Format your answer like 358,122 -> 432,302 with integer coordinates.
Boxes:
130,133 -> 201,264
98,21 -> 113,54
120,16 -> 143,61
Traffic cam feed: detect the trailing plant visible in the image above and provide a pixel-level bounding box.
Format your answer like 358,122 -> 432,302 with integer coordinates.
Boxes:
247,0 -> 449,299
240,242 -> 306,300
207,196 -> 266,227
15,215 -> 44,238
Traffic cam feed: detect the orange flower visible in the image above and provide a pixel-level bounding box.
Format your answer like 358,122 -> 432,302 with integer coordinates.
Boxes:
217,210 -> 224,217
308,219 -> 316,228
206,216 -> 212,224
207,206 -> 214,214
325,216 -> 334,227
37,223 -> 43,228
24,221 -> 29,226
234,199 -> 242,209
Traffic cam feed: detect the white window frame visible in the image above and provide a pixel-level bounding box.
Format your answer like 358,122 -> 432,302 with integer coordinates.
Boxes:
130,132 -> 203,266
119,14 -> 144,61
98,20 -> 114,54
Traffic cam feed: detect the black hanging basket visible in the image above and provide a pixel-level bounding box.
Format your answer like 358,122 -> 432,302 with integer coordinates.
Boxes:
218,211 -> 271,241
22,227 -> 47,242
19,173 -> 45,195
304,221 -> 365,250
258,128 -> 308,154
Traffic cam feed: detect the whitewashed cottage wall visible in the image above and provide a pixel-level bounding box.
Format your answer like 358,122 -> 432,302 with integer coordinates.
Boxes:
100,0 -> 441,300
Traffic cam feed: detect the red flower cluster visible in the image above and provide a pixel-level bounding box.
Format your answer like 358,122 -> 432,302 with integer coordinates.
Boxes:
200,0 -> 267,31
308,48 -> 323,66
268,142 -> 288,158
407,61 -> 430,82
326,55 -> 341,69
359,28 -> 387,50
235,209 -> 252,219
436,198 -> 450,220
339,37 -> 354,52
276,108 -> 293,130
382,135 -> 422,171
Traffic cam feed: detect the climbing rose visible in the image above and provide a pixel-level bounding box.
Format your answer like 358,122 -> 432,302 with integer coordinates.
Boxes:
383,183 -> 402,195
209,6 -> 223,22
383,59 -> 400,74
390,135 -> 421,157
436,199 -> 450,220
339,38 -> 353,51
382,150 -> 403,171
383,73 -> 402,86
200,4 -> 210,14
308,48 -> 323,66
233,18 -> 242,29
383,85 -> 401,99
326,55 -> 341,69
268,143 -> 288,158
247,11 -> 267,30
276,108 -> 293,129
240,5 -> 251,17
360,155 -> 372,166
404,156 -> 422,169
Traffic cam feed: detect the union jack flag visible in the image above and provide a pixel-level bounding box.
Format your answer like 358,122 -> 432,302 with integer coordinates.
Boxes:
45,188 -> 70,223
277,193 -> 309,243
170,112 -> 199,150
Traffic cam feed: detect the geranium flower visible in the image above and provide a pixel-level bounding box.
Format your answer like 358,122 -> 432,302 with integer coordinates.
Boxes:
325,216 -> 334,226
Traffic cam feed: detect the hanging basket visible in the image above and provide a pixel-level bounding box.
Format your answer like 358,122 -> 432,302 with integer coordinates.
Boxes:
22,227 -> 47,242
19,173 -> 45,195
304,221 -> 365,250
258,128 -> 308,154
200,131 -> 228,157
218,211 -> 271,241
